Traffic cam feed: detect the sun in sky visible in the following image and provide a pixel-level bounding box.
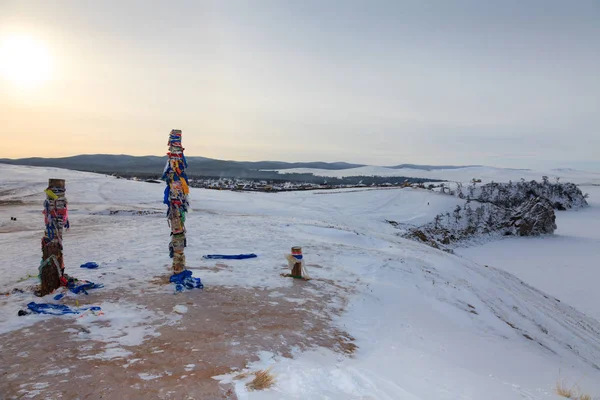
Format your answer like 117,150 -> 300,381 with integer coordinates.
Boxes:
0,34 -> 53,88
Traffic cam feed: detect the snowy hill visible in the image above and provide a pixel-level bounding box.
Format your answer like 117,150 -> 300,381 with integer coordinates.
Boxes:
0,155 -> 366,180
270,165 -> 600,185
1,164 -> 600,399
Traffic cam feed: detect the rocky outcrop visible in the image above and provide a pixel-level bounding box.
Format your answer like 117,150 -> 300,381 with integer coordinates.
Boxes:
405,228 -> 455,253
396,178 -> 586,250
504,197 -> 557,236
398,196 -> 557,250
457,179 -> 588,211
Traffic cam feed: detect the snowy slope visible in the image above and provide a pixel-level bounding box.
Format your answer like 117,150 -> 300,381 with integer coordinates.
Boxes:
457,185 -> 600,321
270,165 -> 600,185
1,164 -> 600,399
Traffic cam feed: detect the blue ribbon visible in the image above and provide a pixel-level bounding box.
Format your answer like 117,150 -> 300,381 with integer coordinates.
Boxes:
27,302 -> 101,315
68,281 -> 104,295
202,254 -> 258,260
170,270 -> 203,292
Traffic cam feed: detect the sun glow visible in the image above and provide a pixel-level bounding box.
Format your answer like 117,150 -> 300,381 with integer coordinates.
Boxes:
0,34 -> 53,88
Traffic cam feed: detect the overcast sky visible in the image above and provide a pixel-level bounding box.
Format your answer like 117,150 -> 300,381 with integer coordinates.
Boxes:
0,0 -> 598,170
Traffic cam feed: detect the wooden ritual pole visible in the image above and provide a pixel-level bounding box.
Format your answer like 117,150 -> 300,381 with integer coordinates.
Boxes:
290,246 -> 303,278
283,246 -> 308,279
39,179 -> 69,296
164,130 -> 189,274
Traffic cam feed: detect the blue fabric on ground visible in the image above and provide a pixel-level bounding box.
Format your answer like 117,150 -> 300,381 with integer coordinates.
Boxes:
80,262 -> 99,269
68,281 -> 104,295
170,270 -> 203,292
53,293 -> 64,301
202,253 -> 257,260
27,302 -> 101,315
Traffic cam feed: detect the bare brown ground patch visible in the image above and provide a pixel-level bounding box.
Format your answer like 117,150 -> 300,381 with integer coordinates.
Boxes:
0,278 -> 354,399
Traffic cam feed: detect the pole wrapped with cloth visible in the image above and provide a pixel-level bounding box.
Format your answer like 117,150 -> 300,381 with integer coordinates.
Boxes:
39,179 -> 70,296
162,129 -> 202,291
283,246 -> 310,280
162,129 -> 189,274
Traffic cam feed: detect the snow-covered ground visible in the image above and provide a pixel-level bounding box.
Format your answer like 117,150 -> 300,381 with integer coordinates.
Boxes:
269,165 -> 600,185
1,163 -> 600,399
457,185 -> 600,321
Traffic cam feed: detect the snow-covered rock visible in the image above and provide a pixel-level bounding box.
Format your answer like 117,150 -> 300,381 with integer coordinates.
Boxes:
505,197 -> 557,236
458,179 -> 589,211
399,179 -> 585,249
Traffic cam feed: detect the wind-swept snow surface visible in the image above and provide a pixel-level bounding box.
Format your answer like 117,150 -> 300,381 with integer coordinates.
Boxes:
1,164 -> 599,399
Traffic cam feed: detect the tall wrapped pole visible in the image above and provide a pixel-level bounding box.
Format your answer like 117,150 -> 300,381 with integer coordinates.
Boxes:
40,179 -> 69,296
163,130 -> 189,274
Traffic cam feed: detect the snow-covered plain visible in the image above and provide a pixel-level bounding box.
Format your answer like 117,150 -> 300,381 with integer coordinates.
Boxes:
270,165 -> 600,185
1,164 -> 600,399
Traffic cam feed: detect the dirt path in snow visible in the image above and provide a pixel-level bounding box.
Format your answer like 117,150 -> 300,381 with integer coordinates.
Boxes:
0,279 -> 355,399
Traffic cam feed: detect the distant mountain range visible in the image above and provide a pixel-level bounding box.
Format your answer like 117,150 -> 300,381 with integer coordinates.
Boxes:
0,154 -> 363,177
0,154 -> 468,182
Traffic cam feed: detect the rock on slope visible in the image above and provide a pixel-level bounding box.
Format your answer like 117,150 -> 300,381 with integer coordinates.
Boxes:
506,197 -> 557,236
400,179 -> 585,249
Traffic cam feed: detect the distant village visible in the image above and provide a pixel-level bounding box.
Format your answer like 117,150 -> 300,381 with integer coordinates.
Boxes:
132,176 -> 437,192
187,177 -> 429,192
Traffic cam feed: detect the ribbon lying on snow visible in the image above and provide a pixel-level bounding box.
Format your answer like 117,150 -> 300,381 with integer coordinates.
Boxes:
51,281 -> 104,298
69,281 -> 104,295
59,274 -> 104,295
170,270 -> 203,292
202,254 -> 258,260
80,262 -> 99,269
17,273 -> 38,283
26,302 -> 101,315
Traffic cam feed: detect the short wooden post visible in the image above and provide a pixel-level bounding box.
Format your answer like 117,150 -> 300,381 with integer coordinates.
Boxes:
291,246 -> 303,278
163,129 -> 189,274
283,246 -> 309,280
40,179 -> 68,296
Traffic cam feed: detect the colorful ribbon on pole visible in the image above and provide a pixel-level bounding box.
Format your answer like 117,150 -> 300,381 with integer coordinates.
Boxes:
39,180 -> 70,295
162,129 -> 190,275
